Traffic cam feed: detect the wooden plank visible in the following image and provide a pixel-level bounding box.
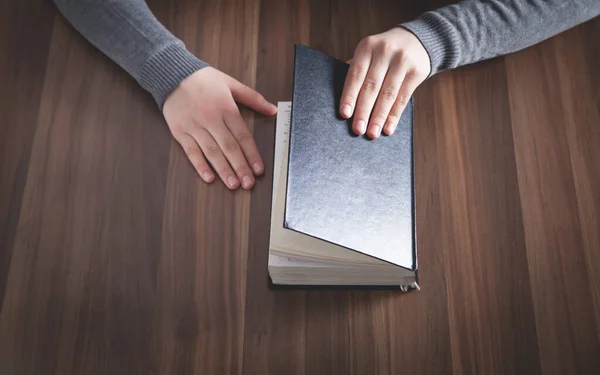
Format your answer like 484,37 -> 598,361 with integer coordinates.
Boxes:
0,0 -> 55,310
386,77 -> 453,375
242,0 -> 311,373
553,23 -> 600,339
432,59 -> 542,374
505,20 -> 600,375
151,0 -> 260,374
0,3 -> 170,374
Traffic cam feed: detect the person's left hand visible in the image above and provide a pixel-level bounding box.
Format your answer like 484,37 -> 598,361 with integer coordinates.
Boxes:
163,67 -> 276,190
339,27 -> 430,139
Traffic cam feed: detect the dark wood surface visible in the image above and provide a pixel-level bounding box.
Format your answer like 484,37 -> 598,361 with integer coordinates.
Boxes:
1,0 -> 599,374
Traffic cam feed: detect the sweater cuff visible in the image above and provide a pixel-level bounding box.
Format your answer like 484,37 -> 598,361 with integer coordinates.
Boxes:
139,41 -> 209,109
400,12 -> 459,75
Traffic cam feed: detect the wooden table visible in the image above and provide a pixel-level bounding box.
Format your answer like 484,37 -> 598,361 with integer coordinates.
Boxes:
1,0 -> 599,374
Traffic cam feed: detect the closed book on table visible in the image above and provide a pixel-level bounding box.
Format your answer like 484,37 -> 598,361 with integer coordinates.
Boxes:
268,44 -> 418,291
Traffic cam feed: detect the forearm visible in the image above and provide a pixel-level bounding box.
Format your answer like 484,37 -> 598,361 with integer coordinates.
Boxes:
52,0 -> 208,108
401,0 -> 600,74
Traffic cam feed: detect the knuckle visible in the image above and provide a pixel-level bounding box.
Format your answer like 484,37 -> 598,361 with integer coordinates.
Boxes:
378,40 -> 393,55
223,140 -> 240,153
362,35 -> 377,47
381,87 -> 397,101
413,65 -> 430,79
362,78 -> 379,93
356,39 -> 366,50
185,146 -> 199,158
394,49 -> 406,61
235,131 -> 254,144
182,143 -> 201,159
204,143 -> 221,157
371,114 -> 387,125
349,66 -> 365,81
396,93 -> 410,107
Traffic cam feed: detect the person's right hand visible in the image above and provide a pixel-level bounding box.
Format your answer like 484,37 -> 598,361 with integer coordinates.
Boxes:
340,27 -> 430,139
163,67 -> 277,190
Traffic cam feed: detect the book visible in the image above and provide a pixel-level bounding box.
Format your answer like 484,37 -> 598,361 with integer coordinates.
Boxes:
267,45 -> 418,291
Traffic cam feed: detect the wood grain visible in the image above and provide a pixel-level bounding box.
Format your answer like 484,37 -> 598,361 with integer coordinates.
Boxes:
432,60 -> 541,375
505,26 -> 600,375
0,1 -> 598,374
0,0 -> 56,310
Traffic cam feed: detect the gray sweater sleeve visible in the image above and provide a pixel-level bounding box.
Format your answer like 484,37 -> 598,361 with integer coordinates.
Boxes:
52,0 -> 208,109
53,0 -> 599,108
401,0 -> 600,75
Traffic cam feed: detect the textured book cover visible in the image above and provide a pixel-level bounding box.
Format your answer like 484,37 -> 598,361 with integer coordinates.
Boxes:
285,44 -> 416,271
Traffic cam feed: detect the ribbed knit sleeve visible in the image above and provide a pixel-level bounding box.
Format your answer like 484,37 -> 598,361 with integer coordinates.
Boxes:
401,0 -> 600,75
52,0 -> 208,109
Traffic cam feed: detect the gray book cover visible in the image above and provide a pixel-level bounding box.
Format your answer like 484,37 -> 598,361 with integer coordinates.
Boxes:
284,44 -> 416,270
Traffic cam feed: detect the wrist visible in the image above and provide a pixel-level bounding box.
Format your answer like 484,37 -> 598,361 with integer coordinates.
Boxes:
139,41 -> 209,110
400,13 -> 459,75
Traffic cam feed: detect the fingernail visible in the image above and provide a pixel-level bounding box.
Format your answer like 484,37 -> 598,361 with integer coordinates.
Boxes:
356,120 -> 366,134
202,172 -> 213,182
252,162 -> 263,175
341,104 -> 352,118
372,125 -> 381,138
228,176 -> 238,188
242,176 -> 253,189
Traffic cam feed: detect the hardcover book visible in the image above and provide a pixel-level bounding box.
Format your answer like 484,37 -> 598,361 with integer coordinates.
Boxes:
268,45 -> 418,290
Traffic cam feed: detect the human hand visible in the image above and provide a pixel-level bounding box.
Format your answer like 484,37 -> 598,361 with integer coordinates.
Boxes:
340,27 -> 430,139
163,67 -> 277,190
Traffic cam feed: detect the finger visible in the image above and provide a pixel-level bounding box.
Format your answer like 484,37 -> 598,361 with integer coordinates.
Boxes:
353,56 -> 389,139
224,109 -> 264,176
207,120 -> 256,190
177,133 -> 214,183
384,73 -> 421,135
228,79 -> 277,116
193,128 -> 240,190
340,48 -> 371,120
368,65 -> 406,139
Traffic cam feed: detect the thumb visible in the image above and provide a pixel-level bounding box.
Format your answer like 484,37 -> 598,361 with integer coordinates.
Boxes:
228,78 -> 277,116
